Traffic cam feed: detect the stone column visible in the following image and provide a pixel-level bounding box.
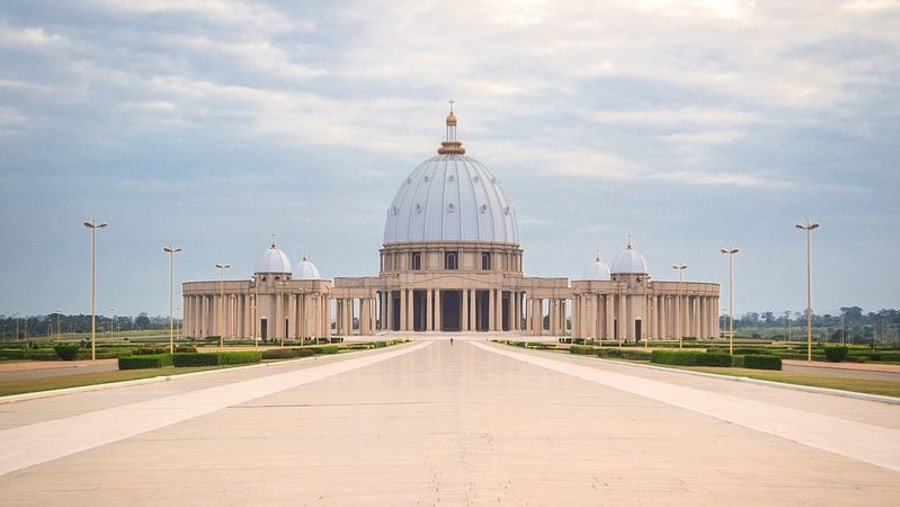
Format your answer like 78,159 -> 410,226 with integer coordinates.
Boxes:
426,289 -> 433,331
461,289 -> 469,332
434,289 -> 442,332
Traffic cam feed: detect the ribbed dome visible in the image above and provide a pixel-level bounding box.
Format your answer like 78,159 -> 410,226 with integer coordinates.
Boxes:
254,242 -> 293,275
383,110 -> 518,245
582,255 -> 611,280
294,253 -> 322,280
610,238 -> 648,275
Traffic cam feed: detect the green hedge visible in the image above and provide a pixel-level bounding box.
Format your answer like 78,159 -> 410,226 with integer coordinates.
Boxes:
294,348 -> 315,358
742,354 -> 782,370
119,354 -> 173,370
651,350 -> 732,367
173,351 -> 262,367
261,349 -> 295,360
597,348 -> 652,360
0,348 -> 26,360
311,345 -> 340,355
823,346 -> 849,362
54,345 -> 81,361
569,345 -> 597,355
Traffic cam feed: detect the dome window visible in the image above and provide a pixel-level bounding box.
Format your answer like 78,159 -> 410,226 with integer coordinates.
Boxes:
415,203 -> 423,214
481,252 -> 492,270
503,206 -> 510,215
411,252 -> 422,270
473,175 -> 480,183
448,203 -> 456,213
406,177 -> 412,184
445,251 -> 458,270
392,206 -> 399,215
480,204 -> 488,214
424,175 -> 430,182
448,174 -> 455,182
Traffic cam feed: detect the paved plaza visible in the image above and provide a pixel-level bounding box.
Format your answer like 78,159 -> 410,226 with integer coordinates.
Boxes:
1,338 -> 899,506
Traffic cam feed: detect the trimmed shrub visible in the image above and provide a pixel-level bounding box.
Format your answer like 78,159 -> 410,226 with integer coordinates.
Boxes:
651,350 -> 732,367
823,346 -> 849,362
294,348 -> 315,358
175,346 -> 198,353
218,351 -> 262,365
0,348 -> 26,360
134,347 -> 169,355
119,354 -> 173,369
311,345 -> 340,355
174,351 -> 262,366
261,348 -> 295,360
569,345 -> 596,355
24,349 -> 60,361
597,348 -> 652,360
743,354 -> 782,370
731,355 -> 745,368
173,353 -> 220,367
54,345 -> 81,361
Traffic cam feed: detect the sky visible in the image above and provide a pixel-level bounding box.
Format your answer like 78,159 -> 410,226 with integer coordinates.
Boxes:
1,0 -> 898,320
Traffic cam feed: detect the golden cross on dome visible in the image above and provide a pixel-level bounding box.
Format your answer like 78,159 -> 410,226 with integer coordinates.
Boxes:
626,233 -> 633,249
595,248 -> 602,261
448,99 -> 455,112
271,232 -> 277,249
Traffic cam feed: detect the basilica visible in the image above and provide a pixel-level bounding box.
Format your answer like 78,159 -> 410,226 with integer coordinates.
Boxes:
182,109 -> 720,342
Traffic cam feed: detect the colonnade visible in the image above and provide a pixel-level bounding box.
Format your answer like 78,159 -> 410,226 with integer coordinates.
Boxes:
378,288 -> 525,332
182,284 -> 330,341
572,289 -> 719,340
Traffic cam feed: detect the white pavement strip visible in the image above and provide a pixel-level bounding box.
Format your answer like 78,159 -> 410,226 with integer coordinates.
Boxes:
475,342 -> 900,473
0,342 -> 432,476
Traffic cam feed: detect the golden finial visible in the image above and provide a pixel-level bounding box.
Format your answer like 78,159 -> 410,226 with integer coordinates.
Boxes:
301,248 -> 308,261
595,248 -> 602,262
271,232 -> 277,249
626,233 -> 633,250
438,100 -> 465,155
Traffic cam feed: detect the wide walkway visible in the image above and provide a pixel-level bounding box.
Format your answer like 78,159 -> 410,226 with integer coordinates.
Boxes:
1,339 -> 898,506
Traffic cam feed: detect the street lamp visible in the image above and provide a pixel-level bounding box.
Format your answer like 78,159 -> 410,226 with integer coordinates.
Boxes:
720,247 -> 739,355
84,218 -> 108,361
164,246 -> 183,354
673,264 -> 688,349
215,262 -> 231,350
795,219 -> 820,362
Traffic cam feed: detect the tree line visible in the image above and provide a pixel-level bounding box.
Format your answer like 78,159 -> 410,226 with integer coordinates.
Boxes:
0,312 -> 177,341
723,306 -> 899,343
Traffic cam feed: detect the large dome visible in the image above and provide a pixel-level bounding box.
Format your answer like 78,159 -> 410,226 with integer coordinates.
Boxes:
254,241 -> 293,275
382,111 -> 518,245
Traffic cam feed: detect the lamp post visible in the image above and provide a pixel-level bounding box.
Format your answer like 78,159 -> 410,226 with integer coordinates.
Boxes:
673,264 -> 688,348
84,218 -> 108,361
720,247 -> 739,355
795,220 -> 819,362
215,262 -> 231,350
164,246 -> 183,354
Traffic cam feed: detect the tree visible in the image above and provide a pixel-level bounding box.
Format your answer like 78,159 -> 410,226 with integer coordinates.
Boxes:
135,313 -> 151,330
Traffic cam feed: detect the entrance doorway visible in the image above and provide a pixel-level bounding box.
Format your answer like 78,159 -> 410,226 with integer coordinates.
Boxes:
441,290 -> 461,331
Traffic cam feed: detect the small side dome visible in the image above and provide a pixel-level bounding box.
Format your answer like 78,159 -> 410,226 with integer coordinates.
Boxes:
582,253 -> 611,280
294,251 -> 322,280
610,236 -> 649,275
254,240 -> 293,275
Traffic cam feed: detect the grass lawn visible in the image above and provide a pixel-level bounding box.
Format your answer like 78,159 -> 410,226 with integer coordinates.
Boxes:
0,365 -> 240,398
661,364 -> 900,398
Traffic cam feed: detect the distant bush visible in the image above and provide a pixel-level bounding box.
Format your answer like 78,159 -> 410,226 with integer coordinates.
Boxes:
54,345 -> 81,361
651,350 -> 732,367
134,347 -> 169,355
175,346 -> 197,353
311,345 -> 340,355
823,346 -> 849,362
742,355 -> 782,370
119,354 -> 173,370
